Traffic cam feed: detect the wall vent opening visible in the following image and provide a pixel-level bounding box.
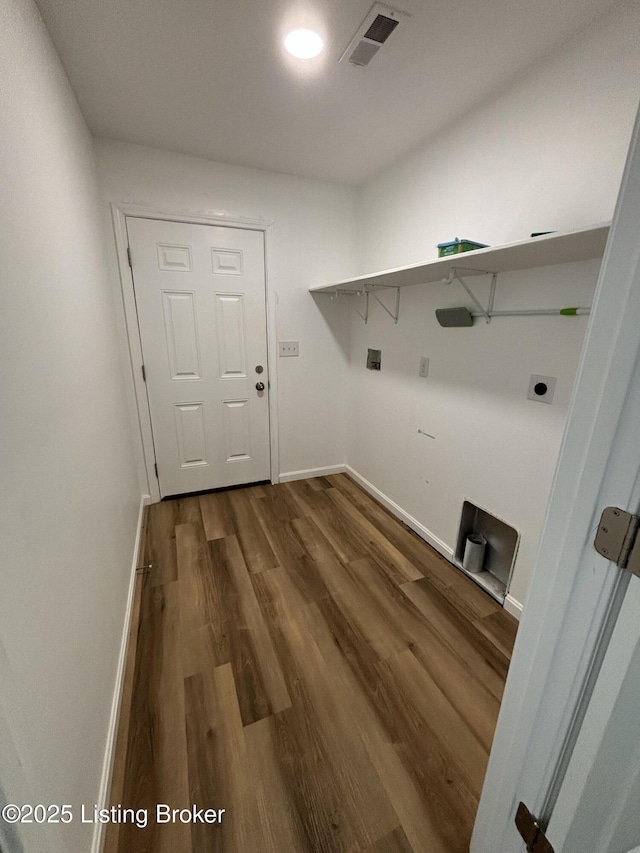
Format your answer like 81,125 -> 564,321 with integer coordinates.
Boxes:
340,3 -> 408,67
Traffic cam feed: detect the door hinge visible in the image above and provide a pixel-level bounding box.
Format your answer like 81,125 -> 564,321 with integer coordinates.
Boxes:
594,507 -> 640,577
154,462 -> 158,479
515,802 -> 555,853
141,364 -> 146,382
127,247 -> 132,268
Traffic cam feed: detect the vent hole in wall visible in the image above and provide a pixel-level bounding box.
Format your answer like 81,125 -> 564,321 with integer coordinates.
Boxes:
363,15 -> 399,43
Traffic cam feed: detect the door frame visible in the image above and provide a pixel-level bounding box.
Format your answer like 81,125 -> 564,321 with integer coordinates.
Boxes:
110,203 -> 279,504
472,108 -> 640,849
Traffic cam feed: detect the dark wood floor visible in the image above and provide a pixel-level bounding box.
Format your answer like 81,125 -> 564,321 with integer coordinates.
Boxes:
106,474 -> 517,853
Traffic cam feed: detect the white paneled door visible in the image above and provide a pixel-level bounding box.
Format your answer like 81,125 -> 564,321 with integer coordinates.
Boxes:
127,217 -> 270,497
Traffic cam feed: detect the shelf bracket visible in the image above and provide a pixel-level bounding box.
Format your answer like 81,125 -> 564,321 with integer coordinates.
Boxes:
443,269 -> 590,323
446,267 -> 494,323
335,289 -> 369,323
487,272 -> 498,316
370,286 -> 401,324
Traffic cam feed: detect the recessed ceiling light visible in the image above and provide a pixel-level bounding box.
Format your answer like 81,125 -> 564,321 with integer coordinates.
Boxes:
284,29 -> 324,59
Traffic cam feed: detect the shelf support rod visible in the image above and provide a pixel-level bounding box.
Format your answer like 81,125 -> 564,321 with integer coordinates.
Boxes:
444,268 -> 591,322
471,308 -> 591,319
487,273 -> 498,316
447,267 -> 492,323
335,289 -> 369,323
371,286 -> 401,323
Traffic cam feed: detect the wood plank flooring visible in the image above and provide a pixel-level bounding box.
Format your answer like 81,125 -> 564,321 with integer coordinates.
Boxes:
106,474 -> 517,853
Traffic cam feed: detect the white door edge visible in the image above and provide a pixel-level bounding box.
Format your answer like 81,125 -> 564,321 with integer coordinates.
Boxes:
472,106 -> 640,851
109,203 -> 279,502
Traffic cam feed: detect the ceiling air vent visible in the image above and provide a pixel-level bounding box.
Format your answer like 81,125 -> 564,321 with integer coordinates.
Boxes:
364,14 -> 399,43
340,3 -> 409,67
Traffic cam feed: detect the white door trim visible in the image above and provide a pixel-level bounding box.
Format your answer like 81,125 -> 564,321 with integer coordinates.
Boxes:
472,109 -> 640,850
109,203 -> 279,503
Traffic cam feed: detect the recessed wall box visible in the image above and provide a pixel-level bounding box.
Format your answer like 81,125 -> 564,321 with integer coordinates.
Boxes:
455,501 -> 519,603
367,348 -> 381,370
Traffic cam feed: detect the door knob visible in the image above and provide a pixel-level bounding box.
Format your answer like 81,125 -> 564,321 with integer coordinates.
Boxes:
256,382 -> 265,391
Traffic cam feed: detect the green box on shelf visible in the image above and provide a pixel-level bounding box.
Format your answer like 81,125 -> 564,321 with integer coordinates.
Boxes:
437,237 -> 488,258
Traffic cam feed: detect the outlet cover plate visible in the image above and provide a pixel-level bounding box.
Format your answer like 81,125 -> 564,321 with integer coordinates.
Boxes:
279,341 -> 299,357
527,374 -> 556,404
419,357 -> 429,378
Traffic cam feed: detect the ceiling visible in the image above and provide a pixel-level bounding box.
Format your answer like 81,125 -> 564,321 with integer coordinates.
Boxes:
36,0 -> 619,184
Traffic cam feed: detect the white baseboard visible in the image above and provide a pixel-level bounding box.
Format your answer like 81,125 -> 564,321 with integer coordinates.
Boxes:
504,593 -> 523,621
346,467 -> 522,614
345,466 -> 455,561
92,493 -> 150,853
279,464 -> 346,483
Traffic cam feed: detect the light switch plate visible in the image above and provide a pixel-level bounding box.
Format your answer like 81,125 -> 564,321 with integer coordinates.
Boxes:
527,374 -> 556,404
279,341 -> 299,357
419,357 -> 429,378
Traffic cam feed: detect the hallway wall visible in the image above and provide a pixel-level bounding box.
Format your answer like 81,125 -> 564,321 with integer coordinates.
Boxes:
0,0 -> 141,850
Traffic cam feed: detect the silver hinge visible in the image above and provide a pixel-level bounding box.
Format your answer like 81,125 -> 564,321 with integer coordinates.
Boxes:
515,802 -> 555,853
141,364 -> 146,382
594,507 -> 640,577
154,462 -> 158,479
127,247 -> 132,268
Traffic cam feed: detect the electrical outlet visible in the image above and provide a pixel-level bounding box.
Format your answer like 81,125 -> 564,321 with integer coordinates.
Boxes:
527,374 -> 556,404
419,357 -> 429,378
279,341 -> 299,357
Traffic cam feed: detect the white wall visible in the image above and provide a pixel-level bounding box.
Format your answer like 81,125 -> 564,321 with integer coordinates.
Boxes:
0,1 -> 141,851
348,261 -> 599,607
94,139 -> 356,483
352,0 -> 640,607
